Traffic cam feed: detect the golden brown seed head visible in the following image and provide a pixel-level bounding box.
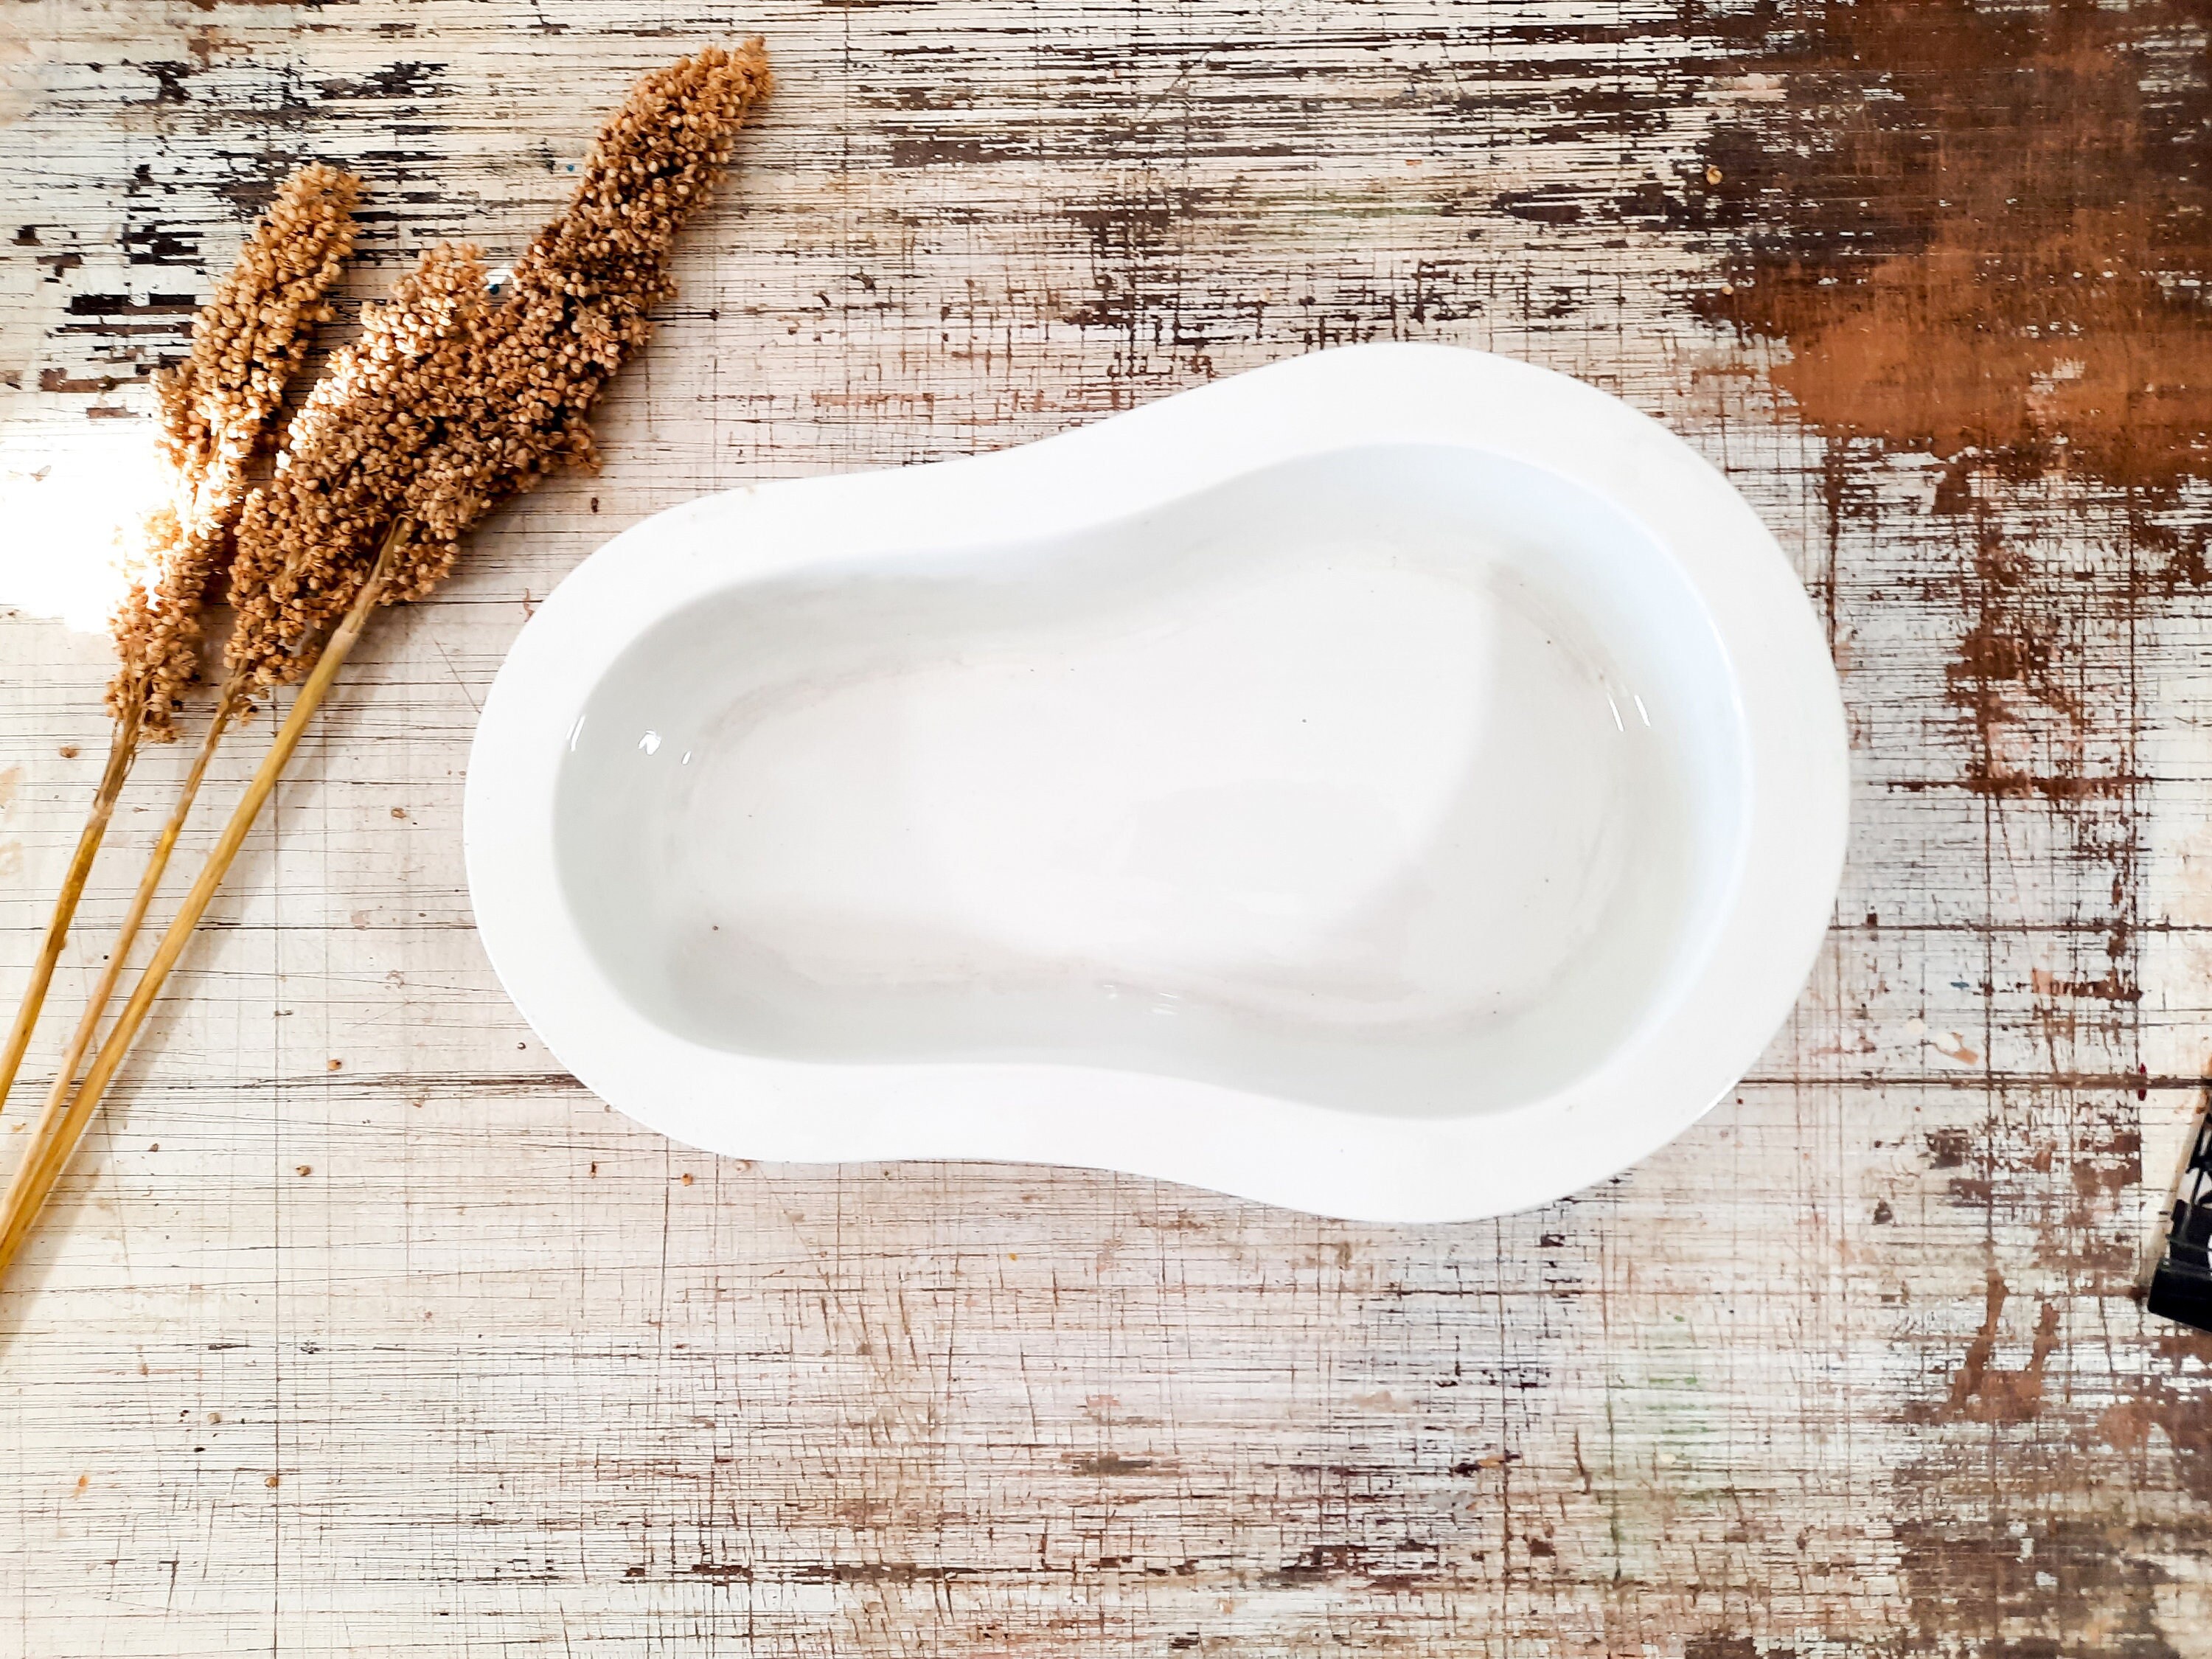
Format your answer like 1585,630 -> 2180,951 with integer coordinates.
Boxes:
222,44 -> 773,690
108,164 -> 362,735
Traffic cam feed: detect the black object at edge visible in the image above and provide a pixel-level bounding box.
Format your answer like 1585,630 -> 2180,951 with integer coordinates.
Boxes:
2149,1088 -> 2212,1334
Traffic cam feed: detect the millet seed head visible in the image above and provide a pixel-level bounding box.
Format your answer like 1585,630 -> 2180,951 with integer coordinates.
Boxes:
109,164 -> 363,735
222,44 -> 773,692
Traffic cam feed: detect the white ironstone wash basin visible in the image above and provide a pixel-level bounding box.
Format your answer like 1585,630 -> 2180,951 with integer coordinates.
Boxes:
465,344 -> 1848,1222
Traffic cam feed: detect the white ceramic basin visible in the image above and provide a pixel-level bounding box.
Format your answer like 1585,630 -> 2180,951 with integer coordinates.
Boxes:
466,344 -> 1847,1222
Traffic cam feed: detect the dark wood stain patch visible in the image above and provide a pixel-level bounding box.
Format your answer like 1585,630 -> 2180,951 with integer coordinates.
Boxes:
1700,0 -> 2212,494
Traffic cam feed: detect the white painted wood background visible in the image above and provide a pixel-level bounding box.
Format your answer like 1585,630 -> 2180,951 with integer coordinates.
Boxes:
4,1 -> 2211,1652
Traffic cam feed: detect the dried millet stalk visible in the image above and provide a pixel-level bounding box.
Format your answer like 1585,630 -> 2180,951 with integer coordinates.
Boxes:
0,164 -> 361,1121
221,241 -> 498,690
225,41 -> 773,692
0,44 -> 774,1283
110,164 -> 362,737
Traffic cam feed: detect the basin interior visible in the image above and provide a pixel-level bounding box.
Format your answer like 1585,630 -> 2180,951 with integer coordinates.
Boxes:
555,444 -> 1748,1119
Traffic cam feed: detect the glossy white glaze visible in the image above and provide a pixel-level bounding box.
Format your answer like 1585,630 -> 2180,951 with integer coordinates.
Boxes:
468,345 -> 1847,1220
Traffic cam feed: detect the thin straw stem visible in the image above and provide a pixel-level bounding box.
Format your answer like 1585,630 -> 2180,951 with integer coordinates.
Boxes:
0,524 -> 408,1276
23,685 -> 242,1158
0,703 -> 143,1111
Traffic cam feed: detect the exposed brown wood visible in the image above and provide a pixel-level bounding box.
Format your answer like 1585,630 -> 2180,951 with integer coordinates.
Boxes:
4,1 -> 2211,1652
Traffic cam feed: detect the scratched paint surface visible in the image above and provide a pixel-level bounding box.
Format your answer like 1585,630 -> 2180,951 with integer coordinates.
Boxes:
2,1 -> 2211,1653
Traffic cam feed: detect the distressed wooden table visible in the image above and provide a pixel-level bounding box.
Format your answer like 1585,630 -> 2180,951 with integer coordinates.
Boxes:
4,1 -> 2211,1652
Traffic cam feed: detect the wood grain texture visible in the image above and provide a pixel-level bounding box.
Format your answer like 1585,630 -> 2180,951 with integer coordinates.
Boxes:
4,1 -> 2212,1652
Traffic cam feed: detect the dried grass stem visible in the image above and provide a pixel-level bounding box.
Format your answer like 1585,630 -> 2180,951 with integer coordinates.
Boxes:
0,710 -> 141,1111
0,526 -> 407,1271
